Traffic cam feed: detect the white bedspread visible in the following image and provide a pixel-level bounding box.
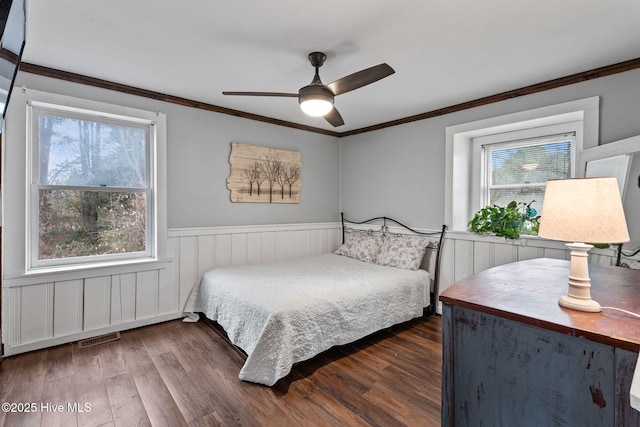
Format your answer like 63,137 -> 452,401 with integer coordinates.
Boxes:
184,253 -> 429,386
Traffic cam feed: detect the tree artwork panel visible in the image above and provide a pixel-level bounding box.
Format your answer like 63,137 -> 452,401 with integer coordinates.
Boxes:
227,143 -> 302,203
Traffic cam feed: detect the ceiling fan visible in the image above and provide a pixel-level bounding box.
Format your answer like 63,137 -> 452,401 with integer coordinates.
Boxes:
223,52 -> 395,127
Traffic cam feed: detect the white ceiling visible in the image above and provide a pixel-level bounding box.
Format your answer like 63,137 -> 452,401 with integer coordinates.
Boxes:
21,0 -> 640,132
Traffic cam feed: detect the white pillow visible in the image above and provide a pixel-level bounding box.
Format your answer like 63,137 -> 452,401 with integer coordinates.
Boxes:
335,230 -> 382,263
376,234 -> 429,270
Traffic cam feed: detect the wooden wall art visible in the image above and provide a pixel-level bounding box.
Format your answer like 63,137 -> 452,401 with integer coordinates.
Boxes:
227,142 -> 302,203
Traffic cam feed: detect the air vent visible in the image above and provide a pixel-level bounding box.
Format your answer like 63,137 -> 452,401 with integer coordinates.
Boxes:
77,331 -> 121,349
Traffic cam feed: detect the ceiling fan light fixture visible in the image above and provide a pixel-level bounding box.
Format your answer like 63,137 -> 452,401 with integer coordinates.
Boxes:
223,51 -> 394,127
300,98 -> 333,117
298,85 -> 334,117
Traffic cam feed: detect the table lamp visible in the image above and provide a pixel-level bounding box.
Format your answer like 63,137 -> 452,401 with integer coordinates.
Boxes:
538,177 -> 630,312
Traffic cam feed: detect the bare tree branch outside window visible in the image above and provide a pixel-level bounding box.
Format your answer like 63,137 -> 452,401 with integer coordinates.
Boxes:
36,112 -> 148,261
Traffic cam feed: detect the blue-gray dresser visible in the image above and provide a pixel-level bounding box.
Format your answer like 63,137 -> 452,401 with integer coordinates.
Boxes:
440,258 -> 640,426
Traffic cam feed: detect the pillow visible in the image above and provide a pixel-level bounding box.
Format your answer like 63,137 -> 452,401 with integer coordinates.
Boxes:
335,230 -> 382,263
376,234 -> 429,270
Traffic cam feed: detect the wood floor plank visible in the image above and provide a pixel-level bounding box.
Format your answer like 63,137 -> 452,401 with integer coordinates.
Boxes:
73,355 -> 103,393
364,383 -> 439,427
188,411 -> 225,427
371,366 -> 441,419
44,344 -> 74,381
140,321 -> 182,357
172,321 -> 246,380
120,329 -> 156,375
332,350 -> 388,387
40,374 -> 78,427
2,349 -> 47,427
152,351 -> 220,423
0,315 -> 444,427
67,352 -> 116,427
4,349 -> 48,390
0,355 -> 17,426
105,373 -> 152,427
293,357 -> 402,426
285,385 -> 371,427
197,365 -> 269,426
133,367 -> 189,427
76,384 -> 115,427
193,367 -> 291,427
96,340 -> 128,380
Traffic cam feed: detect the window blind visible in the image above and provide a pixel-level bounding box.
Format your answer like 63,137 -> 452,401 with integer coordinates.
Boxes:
482,132 -> 576,214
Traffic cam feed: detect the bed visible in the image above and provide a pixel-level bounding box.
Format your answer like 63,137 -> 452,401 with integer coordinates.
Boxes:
183,214 -> 447,386
616,243 -> 640,269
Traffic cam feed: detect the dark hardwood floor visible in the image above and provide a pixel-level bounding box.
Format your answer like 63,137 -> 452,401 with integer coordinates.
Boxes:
0,315 -> 442,427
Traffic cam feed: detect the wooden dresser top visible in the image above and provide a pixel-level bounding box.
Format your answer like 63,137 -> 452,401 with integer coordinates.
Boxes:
439,258 -> 640,352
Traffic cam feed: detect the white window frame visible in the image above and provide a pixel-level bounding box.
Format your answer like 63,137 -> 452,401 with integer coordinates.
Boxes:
445,97 -> 600,233
0,88 -> 168,277
28,101 -> 158,269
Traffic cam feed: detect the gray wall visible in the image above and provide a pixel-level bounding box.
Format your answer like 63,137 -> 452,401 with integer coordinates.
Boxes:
14,68 -> 640,241
15,72 -> 341,228
340,68 -> 640,243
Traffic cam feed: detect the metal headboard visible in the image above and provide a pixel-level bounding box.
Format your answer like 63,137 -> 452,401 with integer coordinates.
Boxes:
340,212 -> 447,316
616,243 -> 640,268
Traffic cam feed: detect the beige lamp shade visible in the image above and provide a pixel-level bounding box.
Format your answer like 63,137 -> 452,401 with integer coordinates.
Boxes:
538,177 -> 630,244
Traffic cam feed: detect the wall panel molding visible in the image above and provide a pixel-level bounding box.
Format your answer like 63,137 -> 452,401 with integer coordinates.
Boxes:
3,222 -> 342,356
436,233 -> 622,313
4,222 -> 624,356
168,222 -> 340,237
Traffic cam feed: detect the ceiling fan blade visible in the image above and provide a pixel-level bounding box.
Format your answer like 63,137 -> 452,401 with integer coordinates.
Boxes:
324,107 -> 345,127
222,91 -> 298,97
327,63 -> 395,96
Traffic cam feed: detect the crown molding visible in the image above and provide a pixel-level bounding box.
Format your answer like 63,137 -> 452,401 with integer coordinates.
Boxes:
19,57 -> 640,138
18,62 -> 341,137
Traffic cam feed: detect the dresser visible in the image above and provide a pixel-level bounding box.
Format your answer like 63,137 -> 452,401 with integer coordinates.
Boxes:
440,258 -> 640,426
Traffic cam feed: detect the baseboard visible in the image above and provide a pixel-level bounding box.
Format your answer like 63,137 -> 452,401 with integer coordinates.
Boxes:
2,312 -> 183,357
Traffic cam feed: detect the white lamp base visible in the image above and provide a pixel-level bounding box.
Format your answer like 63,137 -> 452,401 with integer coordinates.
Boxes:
559,242 -> 602,313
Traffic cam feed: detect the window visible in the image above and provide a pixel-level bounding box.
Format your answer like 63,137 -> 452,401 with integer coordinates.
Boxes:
445,97 -> 600,232
29,101 -> 157,269
480,132 -> 575,215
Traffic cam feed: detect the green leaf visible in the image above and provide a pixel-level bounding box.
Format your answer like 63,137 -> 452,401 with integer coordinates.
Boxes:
467,200 -> 540,240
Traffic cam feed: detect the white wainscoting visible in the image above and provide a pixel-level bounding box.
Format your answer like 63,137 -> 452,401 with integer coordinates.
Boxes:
2,222 -> 342,356
168,223 -> 343,311
2,222 -> 625,356
437,231 -> 621,313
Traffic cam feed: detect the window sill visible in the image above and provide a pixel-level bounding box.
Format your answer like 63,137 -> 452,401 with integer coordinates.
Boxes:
445,229 -> 548,244
3,258 -> 173,287
445,229 -> 619,256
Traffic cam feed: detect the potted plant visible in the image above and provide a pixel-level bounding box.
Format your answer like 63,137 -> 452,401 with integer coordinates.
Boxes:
468,201 -> 540,240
